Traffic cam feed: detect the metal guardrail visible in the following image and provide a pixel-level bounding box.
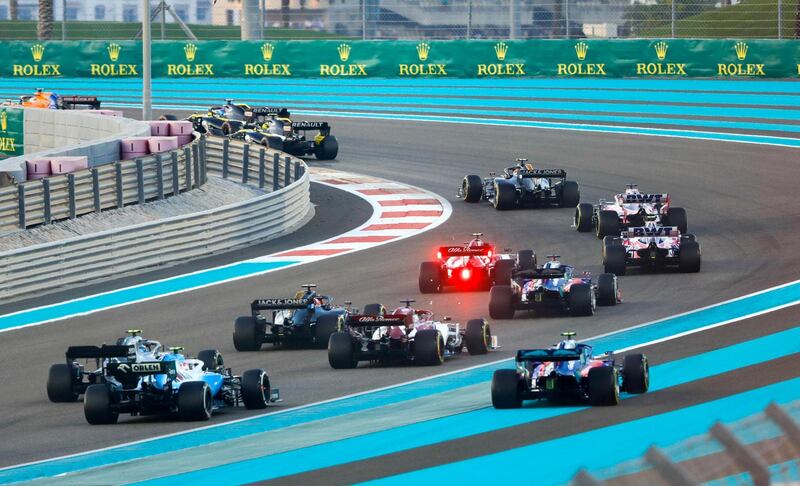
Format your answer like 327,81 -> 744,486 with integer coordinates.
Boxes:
0,137 -> 310,303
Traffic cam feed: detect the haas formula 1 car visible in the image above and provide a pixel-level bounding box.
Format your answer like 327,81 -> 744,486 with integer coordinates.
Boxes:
459,159 -> 580,210
418,233 -> 521,293
82,346 -> 279,424
488,255 -> 619,319
3,88 -> 100,110
575,184 -> 687,238
602,217 -> 701,275
491,332 -> 649,408
328,300 -> 494,368
233,284 -> 349,351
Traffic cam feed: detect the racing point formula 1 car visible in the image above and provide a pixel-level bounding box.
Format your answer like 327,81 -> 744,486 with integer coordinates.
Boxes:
418,233 -> 519,293
602,217 -> 701,275
459,159 -> 580,210
491,332 -> 649,408
574,184 -> 688,238
488,255 -> 619,319
233,284 -> 349,351
3,88 -> 101,110
82,346 -> 279,424
328,300 -> 494,369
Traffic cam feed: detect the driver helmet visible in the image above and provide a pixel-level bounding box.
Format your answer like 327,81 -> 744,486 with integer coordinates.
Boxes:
543,260 -> 561,269
468,237 -> 485,248
558,339 -> 577,350
624,184 -> 640,195
120,335 -> 147,354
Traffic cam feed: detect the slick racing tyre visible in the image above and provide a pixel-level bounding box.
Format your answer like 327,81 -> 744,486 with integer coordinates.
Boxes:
602,236 -> 622,259
596,210 -> 620,239
261,136 -> 283,151
47,363 -> 80,402
622,354 -> 649,394
461,175 -> 483,203
314,314 -> 341,349
314,135 -> 339,160
604,244 -> 627,276
158,114 -> 178,121
569,283 -> 594,317
597,273 -> 618,306
178,381 -> 213,421
197,349 -> 224,372
491,369 -> 522,409
516,249 -> 536,272
493,182 -> 516,210
678,241 -> 701,273
560,181 -> 580,208
465,318 -> 491,355
241,369 -> 271,409
489,285 -> 516,320
328,332 -> 358,369
493,259 -> 515,287
588,367 -> 619,406
84,384 -> 119,425
233,316 -> 263,352
414,330 -> 445,366
665,207 -> 688,234
220,121 -> 235,135
575,203 -> 593,232
418,262 -> 441,293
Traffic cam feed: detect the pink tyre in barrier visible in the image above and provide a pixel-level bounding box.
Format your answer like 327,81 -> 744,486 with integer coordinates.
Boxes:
149,121 -> 171,136
148,136 -> 179,154
168,121 -> 194,136
26,158 -> 52,180
120,137 -> 150,155
50,156 -> 89,174
177,134 -> 194,146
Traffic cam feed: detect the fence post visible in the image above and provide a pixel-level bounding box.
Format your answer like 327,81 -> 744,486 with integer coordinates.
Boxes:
222,138 -> 230,179
273,152 -> 280,191
184,148 -> 192,191
258,148 -> 266,189
42,178 -> 51,224
777,0 -> 782,39
156,154 -> 164,200
564,0 -> 569,39
115,162 -> 123,209
710,423 -> 770,486
136,159 -> 145,205
294,162 -> 301,182
17,184 -> 25,228
242,143 -> 250,184
192,143 -> 200,188
67,173 -> 76,219
284,156 -> 291,187
671,0 -> 676,38
171,151 -> 179,195
92,168 -> 100,213
200,137 -> 208,184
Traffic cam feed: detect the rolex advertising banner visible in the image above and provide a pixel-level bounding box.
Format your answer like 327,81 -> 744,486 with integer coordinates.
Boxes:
0,107 -> 24,158
0,39 -> 798,79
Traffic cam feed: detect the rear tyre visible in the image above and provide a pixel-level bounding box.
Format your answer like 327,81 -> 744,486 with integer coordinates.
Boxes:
233,316 -> 263,351
569,283 -> 594,317
678,241 -> 701,273
588,366 -> 619,406
575,203 -> 593,232
491,369 -> 522,409
665,207 -> 688,234
418,261 -> 442,293
604,244 -> 627,276
597,273 -> 618,307
492,259 -> 515,286
241,369 -> 271,409
362,303 -> 384,316
178,381 -> 213,421
622,354 -> 649,394
465,318 -> 491,355
560,181 -> 580,208
314,314 -> 340,349
47,363 -> 79,402
328,332 -> 358,369
84,384 -> 119,425
462,175 -> 483,202
197,349 -> 224,372
516,249 -> 536,271
602,236 -> 621,258
414,330 -> 445,366
220,121 -> 235,135
314,135 -> 338,160
493,182 -> 516,210
596,210 -> 620,239
489,285 -> 516,320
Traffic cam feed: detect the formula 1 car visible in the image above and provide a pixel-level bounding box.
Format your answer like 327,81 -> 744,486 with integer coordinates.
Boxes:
418,233 -> 520,293
488,255 -> 619,319
47,330 -> 161,402
233,284 -> 349,351
2,88 -> 100,110
491,332 -> 649,408
574,184 -> 687,238
328,300 -> 494,368
602,217 -> 701,275
82,346 -> 279,424
459,159 -> 580,210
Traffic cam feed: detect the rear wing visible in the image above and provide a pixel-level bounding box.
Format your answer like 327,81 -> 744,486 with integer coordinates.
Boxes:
621,193 -> 669,204
106,360 -> 177,377
623,226 -> 679,238
514,268 -> 565,280
346,314 -> 407,327
525,168 -> 566,178
439,245 -> 492,257
246,106 -> 289,118
516,349 -> 581,362
59,95 -> 100,109
66,345 -> 134,360
292,121 -> 329,131
252,298 -> 312,310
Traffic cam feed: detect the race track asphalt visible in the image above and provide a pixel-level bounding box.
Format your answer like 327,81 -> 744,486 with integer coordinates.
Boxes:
1,114 -> 799,468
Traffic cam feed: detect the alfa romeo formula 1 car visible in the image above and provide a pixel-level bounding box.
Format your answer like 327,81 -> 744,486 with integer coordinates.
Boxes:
491,332 -> 649,408
459,159 -> 580,210
2,88 -> 100,110
328,300 -> 494,368
574,184 -> 687,238
602,217 -> 701,275
488,255 -> 619,319
233,284 -> 349,351
82,346 -> 279,424
418,233 -> 521,293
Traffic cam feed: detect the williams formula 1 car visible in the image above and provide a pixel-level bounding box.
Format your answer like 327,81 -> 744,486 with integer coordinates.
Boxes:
602,217 -> 701,275
328,300 -> 494,368
488,255 -> 619,319
460,159 -> 580,210
418,233 -> 518,293
575,184 -> 687,238
3,88 -> 100,110
82,346 -> 279,424
233,284 -> 349,351
491,332 -> 649,408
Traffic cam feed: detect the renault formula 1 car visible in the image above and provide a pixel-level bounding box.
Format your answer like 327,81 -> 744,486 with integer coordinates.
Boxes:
459,159 -> 580,210
328,300 -> 494,368
82,346 -> 279,424
233,284 -> 349,351
602,217 -> 701,275
491,332 -> 649,408
3,88 -> 100,110
488,256 -> 619,319
575,184 -> 687,238
418,233 -> 520,293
